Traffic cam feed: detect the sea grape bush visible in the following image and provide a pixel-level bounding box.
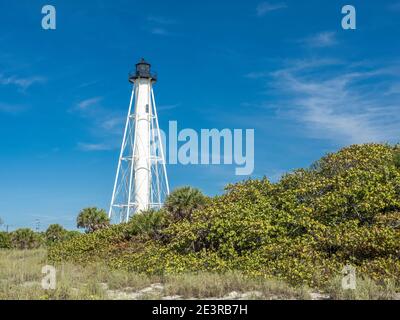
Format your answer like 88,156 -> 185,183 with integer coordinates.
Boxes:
48,143 -> 400,287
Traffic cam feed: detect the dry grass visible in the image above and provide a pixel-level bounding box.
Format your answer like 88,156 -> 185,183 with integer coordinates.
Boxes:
323,275 -> 398,300
0,249 -> 107,299
163,272 -> 310,299
0,249 -> 309,300
0,249 -> 397,300
0,249 -> 164,299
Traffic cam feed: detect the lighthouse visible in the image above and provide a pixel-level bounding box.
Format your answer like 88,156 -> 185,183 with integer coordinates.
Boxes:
109,59 -> 169,223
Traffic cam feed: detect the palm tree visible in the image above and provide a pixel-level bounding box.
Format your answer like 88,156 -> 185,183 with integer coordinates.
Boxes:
11,228 -> 42,249
76,207 -> 110,233
164,187 -> 208,221
45,224 -> 67,244
128,209 -> 167,240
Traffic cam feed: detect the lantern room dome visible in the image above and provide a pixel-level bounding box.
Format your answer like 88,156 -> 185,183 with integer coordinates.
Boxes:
129,58 -> 157,83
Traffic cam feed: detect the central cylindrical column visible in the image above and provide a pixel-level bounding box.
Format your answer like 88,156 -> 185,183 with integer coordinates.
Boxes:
133,78 -> 151,212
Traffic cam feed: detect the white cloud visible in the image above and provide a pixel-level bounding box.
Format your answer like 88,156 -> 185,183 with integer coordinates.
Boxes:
256,2 -> 287,16
150,27 -> 171,36
0,103 -> 27,115
100,116 -> 125,134
147,15 -> 178,36
244,71 -> 270,79
72,97 -> 125,151
77,142 -> 112,152
147,16 -> 177,25
388,2 -> 400,11
264,59 -> 400,144
244,59 -> 343,80
77,97 -> 103,110
0,74 -> 45,90
385,83 -> 400,95
300,31 -> 337,48
157,103 -> 180,112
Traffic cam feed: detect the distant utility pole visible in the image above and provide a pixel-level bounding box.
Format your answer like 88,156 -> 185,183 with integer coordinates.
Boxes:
35,219 -> 40,232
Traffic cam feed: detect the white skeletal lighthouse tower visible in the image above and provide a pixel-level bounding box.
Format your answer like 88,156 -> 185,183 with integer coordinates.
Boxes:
109,59 -> 169,223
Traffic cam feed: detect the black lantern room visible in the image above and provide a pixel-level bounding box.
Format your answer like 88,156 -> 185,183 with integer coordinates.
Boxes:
129,58 -> 157,83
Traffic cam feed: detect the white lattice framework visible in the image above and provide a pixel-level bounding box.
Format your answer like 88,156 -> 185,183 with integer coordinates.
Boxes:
109,73 -> 169,223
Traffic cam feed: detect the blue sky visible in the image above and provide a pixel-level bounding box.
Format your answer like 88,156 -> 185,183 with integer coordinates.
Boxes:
0,0 -> 399,230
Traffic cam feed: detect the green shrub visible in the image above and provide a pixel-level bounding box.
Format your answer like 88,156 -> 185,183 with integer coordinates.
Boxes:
0,232 -> 11,249
48,223 -> 130,264
65,230 -> 82,240
10,229 -> 43,250
49,143 -> 400,288
393,147 -> 400,169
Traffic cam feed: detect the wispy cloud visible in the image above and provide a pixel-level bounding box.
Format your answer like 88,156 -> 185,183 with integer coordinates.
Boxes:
72,96 -> 125,151
0,102 -> 28,115
265,59 -> 400,144
244,58 -> 343,79
77,80 -> 101,89
256,2 -> 287,16
100,116 -> 125,133
76,97 -> 103,110
158,103 -> 180,112
244,71 -> 270,79
150,27 -> 172,36
385,83 -> 400,95
147,15 -> 177,25
388,2 -> 400,11
146,15 -> 178,36
299,31 -> 337,48
77,142 -> 113,152
0,73 -> 45,90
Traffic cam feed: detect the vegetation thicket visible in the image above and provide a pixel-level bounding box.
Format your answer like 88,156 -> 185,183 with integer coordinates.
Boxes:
47,144 -> 400,287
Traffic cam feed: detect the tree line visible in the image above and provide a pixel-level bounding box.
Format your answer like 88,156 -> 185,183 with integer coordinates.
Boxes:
0,188 -> 202,250
0,207 -> 114,249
